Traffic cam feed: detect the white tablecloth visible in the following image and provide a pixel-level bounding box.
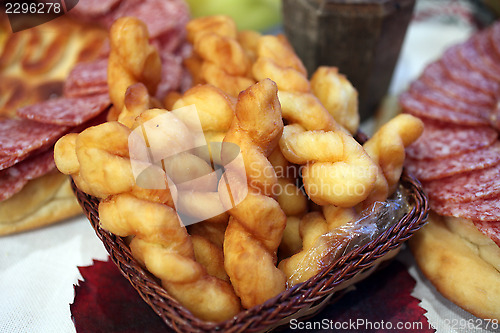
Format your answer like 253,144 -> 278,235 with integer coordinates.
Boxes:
0,16 -> 497,333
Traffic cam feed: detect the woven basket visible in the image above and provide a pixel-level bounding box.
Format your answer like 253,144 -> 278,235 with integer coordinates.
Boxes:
72,163 -> 428,332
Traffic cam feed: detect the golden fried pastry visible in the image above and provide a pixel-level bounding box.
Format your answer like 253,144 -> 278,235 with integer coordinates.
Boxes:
252,35 -> 309,93
182,53 -> 205,86
218,79 -> 287,309
279,124 -> 377,207
188,220 -> 228,249
268,148 -> 307,217
278,216 -> 302,259
410,213 -> 500,320
363,114 -> 424,194
191,234 -> 230,282
277,91 -> 343,132
278,207 -> 356,287
172,84 -> 235,133
116,83 -> 159,128
186,15 -> 237,44
108,17 -> 161,112
310,66 -> 359,134
55,108 -> 241,321
186,16 -> 255,97
100,193 -> 241,322
237,30 -> 261,63
194,33 -> 251,77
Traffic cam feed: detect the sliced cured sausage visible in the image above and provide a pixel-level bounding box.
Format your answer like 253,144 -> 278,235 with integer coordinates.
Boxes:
17,94 -> 110,126
406,120 -> 497,160
70,0 -> 123,18
405,142 -> 500,181
0,148 -> 55,201
459,38 -> 500,82
63,59 -> 109,98
441,45 -> 500,97
0,118 -> 67,159
420,62 -> 496,107
408,79 -> 492,120
400,92 -> 489,127
423,163 -> 500,203
431,195 -> 500,223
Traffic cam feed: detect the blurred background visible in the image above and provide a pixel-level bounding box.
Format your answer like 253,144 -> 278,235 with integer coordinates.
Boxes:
185,0 -> 500,33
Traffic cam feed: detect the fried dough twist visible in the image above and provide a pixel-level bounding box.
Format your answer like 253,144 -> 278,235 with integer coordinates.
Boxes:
186,16 -> 254,96
55,113 -> 241,322
108,17 -> 161,116
363,114 -> 424,195
219,79 -> 287,309
99,193 -> 240,322
280,123 -> 378,207
279,115 -> 424,285
310,67 -> 360,134
251,35 -> 378,207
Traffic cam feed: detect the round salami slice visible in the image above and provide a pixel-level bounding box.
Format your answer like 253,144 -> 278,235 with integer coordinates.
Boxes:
441,45 -> 500,97
400,92 -> 489,127
155,53 -> 183,100
474,28 -> 500,76
459,37 -> 500,82
101,0 -> 190,39
408,80 -> 492,120
423,163 -> 500,203
431,195 -> 500,223
0,148 -> 55,201
473,220 -> 500,247
405,120 -> 498,160
70,0 -> 123,18
489,22 -> 500,61
0,155 -> 19,171
420,62 -> 496,107
490,104 -> 500,131
63,59 -> 109,98
0,118 -> 67,158
405,142 -> 500,181
17,94 -> 111,127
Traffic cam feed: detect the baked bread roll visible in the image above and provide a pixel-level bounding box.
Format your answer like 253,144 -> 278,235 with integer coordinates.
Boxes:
410,213 -> 500,320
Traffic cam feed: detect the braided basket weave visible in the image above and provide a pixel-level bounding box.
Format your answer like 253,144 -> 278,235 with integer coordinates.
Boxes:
72,161 -> 428,333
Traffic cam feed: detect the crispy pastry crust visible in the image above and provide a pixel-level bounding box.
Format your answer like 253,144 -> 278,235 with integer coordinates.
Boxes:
409,212 -> 500,320
0,171 -> 81,236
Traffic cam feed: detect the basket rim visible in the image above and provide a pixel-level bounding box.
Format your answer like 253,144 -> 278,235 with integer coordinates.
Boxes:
72,166 -> 429,333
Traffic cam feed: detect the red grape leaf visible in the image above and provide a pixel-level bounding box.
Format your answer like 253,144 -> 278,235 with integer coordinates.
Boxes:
72,258 -> 433,332
71,259 -> 168,333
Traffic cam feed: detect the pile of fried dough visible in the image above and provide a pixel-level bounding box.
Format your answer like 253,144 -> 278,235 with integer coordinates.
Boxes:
54,16 -> 424,322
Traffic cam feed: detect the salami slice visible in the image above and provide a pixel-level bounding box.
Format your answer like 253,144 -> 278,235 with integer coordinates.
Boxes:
155,53 -> 183,100
473,220 -> 500,247
420,62 -> 496,107
17,94 -> 110,126
400,92 -> 489,127
63,59 -> 109,98
0,118 -> 67,158
423,163 -> 500,203
405,142 -> 500,181
489,22 -> 500,61
408,80 -> 492,120
474,28 -> 500,76
441,45 -> 500,97
101,0 -> 190,39
405,120 -> 498,160
70,0 -> 123,18
459,38 -> 500,82
431,195 -> 500,223
0,148 -> 55,201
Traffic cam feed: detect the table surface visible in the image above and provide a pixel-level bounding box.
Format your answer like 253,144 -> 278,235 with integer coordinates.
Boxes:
1,7 -> 498,333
